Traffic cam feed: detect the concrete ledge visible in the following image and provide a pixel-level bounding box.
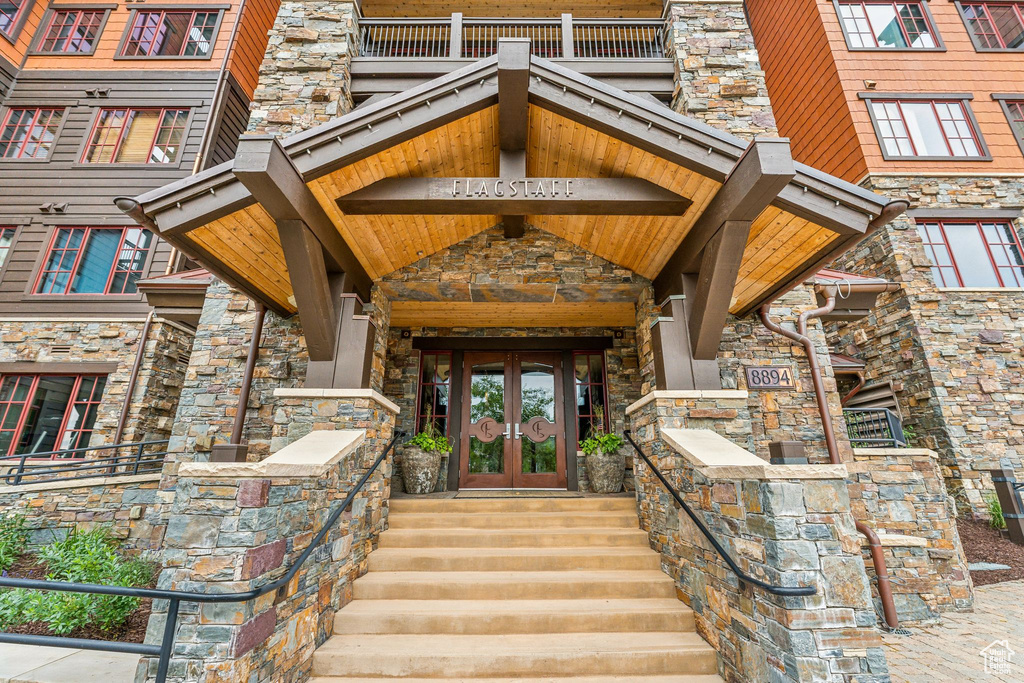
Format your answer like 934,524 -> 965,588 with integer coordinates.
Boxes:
179,430 -> 365,479
272,388 -> 401,414
625,389 -> 749,416
859,533 -> 930,548
662,428 -> 847,480
853,447 -> 938,459
0,473 -> 160,495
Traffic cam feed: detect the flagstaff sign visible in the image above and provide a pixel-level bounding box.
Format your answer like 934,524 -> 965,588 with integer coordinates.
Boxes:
451,178 -> 576,198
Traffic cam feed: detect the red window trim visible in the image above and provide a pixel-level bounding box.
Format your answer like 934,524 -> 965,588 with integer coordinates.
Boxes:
415,350 -> 452,435
871,98 -> 984,158
121,10 -> 217,58
0,107 -> 64,160
0,0 -> 26,36
572,350 -> 610,448
0,373 -> 107,459
918,219 -> 1024,288
961,2 -> 1024,49
39,9 -> 105,52
1006,100 -> 1024,149
34,226 -> 153,296
838,0 -> 937,49
81,107 -> 188,165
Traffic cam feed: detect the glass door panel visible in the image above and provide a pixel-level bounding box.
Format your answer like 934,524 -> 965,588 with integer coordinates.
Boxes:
512,353 -> 566,489
459,353 -> 512,487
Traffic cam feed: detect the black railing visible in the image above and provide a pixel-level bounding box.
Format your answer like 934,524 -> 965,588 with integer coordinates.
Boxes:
0,440 -> 169,486
624,430 -> 816,597
844,408 -> 906,448
0,431 -> 403,683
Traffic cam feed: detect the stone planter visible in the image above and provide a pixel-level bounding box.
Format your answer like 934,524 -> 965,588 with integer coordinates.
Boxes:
402,446 -> 444,494
587,449 -> 625,494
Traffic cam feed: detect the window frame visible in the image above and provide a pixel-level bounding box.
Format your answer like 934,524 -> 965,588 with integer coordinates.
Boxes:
572,350 -> 610,450
30,6 -> 112,56
114,6 -> 227,61
993,93 -> 1024,157
860,93 -> 992,161
0,0 -> 34,44
0,106 -> 66,161
955,1 -> 1024,52
79,106 -> 192,166
414,350 -> 452,436
31,225 -> 155,298
0,373 -> 109,458
833,0 -> 946,51
0,226 -> 18,276
915,217 -> 1024,289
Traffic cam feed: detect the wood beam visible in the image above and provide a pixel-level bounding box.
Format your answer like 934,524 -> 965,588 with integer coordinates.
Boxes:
335,177 -> 692,215
497,39 -> 531,238
687,220 -> 750,360
276,219 -> 337,361
233,135 -> 372,300
653,137 -> 795,300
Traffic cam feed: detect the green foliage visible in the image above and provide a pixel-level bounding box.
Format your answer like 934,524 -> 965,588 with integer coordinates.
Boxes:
409,407 -> 453,454
900,424 -> 917,447
0,527 -> 154,635
986,493 -> 1007,531
579,409 -> 624,456
0,513 -> 28,573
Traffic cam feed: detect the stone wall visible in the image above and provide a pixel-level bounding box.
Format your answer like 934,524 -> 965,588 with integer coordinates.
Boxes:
0,474 -> 166,551
667,0 -> 778,139
847,447 -> 973,623
829,176 -> 1024,514
629,398 -> 888,683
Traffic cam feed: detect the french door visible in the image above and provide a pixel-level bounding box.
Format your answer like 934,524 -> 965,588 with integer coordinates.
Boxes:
459,352 -> 567,489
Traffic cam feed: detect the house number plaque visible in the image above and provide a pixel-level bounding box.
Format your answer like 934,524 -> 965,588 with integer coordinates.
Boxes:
744,366 -> 797,390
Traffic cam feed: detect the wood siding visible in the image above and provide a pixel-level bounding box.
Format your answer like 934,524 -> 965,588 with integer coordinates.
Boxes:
748,0 -> 1024,181
225,0 -> 279,97
204,74 -> 251,168
0,54 -> 15,98
0,71 -> 220,315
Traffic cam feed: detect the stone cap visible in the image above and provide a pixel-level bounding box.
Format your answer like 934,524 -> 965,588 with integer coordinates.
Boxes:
662,428 -> 847,480
859,533 -> 929,548
178,430 -> 365,479
625,390 -> 749,416
0,473 -> 160,495
272,388 -> 400,414
852,447 -> 937,459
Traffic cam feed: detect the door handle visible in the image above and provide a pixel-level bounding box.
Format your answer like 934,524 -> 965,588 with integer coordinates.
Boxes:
502,423 -> 511,439
514,423 -> 523,440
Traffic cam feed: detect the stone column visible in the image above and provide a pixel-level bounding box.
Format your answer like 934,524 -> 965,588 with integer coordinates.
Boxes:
665,0 -> 778,139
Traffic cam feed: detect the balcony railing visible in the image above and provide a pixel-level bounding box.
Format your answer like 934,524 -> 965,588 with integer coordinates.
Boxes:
0,439 -> 169,486
358,14 -> 667,60
844,408 -> 907,448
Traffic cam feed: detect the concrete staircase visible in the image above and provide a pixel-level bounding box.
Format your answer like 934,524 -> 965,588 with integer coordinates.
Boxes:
311,496 -> 722,682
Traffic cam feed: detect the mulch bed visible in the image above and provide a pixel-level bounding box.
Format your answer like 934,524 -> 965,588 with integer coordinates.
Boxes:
2,554 -> 153,643
957,518 -> 1024,586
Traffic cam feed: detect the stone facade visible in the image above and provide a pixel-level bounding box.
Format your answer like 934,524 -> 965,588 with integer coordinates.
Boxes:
847,448 -> 973,623
829,176 -> 1024,515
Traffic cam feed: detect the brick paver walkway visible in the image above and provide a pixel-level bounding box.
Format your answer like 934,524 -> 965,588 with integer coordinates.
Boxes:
882,580 -> 1023,682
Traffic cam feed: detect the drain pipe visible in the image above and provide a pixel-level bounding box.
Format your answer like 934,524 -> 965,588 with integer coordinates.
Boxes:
841,371 -> 866,406
230,304 -> 267,446
115,311 -> 154,444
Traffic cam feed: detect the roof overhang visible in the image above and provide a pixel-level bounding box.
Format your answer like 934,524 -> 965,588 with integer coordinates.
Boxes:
136,268 -> 214,329
812,268 -> 900,322
118,46 -> 905,333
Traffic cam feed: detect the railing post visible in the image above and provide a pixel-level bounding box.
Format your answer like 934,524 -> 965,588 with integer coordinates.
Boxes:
450,12 -> 463,58
991,468 -> 1024,545
133,442 -> 144,475
13,454 -> 26,485
561,13 -> 574,58
155,597 -> 180,683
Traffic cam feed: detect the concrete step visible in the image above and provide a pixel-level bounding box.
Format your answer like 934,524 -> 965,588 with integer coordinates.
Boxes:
378,527 -> 651,548
388,511 -> 639,530
311,677 -> 723,682
311,632 -> 718,678
367,546 -> 662,572
334,598 -> 695,635
352,570 -> 677,600
389,497 -> 636,514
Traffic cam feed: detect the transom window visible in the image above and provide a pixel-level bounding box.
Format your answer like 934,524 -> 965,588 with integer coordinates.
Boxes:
416,351 -> 451,434
36,226 -> 154,295
0,108 -> 64,160
121,10 -> 218,57
39,10 -> 105,52
573,351 -> 608,448
918,220 -> 1024,288
0,374 -> 108,456
83,108 -> 188,164
838,1 -> 938,48
959,2 -> 1024,50
0,227 -> 15,269
0,0 -> 25,35
868,99 -> 984,158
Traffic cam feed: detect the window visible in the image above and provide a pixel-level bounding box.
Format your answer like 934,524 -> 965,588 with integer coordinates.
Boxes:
1002,99 -> 1024,154
0,0 -> 26,36
917,220 -> 1024,287
416,351 -> 450,434
0,374 -> 108,456
959,2 -> 1024,50
867,99 -> 985,158
0,108 -> 63,160
837,1 -> 939,48
83,108 -> 188,164
0,227 -> 15,269
121,10 -> 218,57
573,351 -> 608,448
36,226 -> 153,295
38,9 -> 105,53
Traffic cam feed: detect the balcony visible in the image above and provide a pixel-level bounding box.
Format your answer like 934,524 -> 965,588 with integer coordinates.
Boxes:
352,14 -> 675,101
844,408 -> 908,448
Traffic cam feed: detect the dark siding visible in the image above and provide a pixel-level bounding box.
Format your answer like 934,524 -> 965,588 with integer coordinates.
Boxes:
204,75 -> 251,168
0,55 -> 15,99
0,70 -> 219,316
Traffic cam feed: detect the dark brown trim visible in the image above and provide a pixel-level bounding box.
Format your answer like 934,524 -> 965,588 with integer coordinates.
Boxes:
113,7 -> 225,61
650,294 -> 721,391
687,219 -> 751,360
0,102 -> 72,164
28,7 -> 112,56
0,361 -> 120,373
953,1 -> 1024,53
276,219 -> 337,361
0,0 -> 36,45
72,105 -> 199,171
857,92 -> 974,100
907,208 -> 1022,219
561,348 -> 578,491
446,348 -> 464,491
412,336 -> 615,351
992,95 -> 1024,158
831,0 -> 946,52
859,94 -> 993,162
497,39 -> 530,238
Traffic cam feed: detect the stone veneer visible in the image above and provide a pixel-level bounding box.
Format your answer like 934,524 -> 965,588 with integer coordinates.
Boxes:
830,176 -> 1024,515
847,447 -> 973,623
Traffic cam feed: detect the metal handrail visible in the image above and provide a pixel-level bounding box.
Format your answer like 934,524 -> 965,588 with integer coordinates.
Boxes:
624,430 -> 816,597
0,430 -> 404,682
843,407 -> 906,447
0,440 -> 169,486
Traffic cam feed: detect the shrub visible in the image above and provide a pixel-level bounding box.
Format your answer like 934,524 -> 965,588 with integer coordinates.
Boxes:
0,527 -> 154,635
986,493 -> 1007,531
0,513 -> 28,573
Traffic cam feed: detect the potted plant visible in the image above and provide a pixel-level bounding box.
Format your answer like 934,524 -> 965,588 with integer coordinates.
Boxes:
580,408 -> 625,494
402,410 -> 452,494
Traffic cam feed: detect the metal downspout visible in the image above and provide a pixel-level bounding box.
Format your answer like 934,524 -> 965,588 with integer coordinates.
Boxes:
115,311 -> 155,444
230,304 -> 266,446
